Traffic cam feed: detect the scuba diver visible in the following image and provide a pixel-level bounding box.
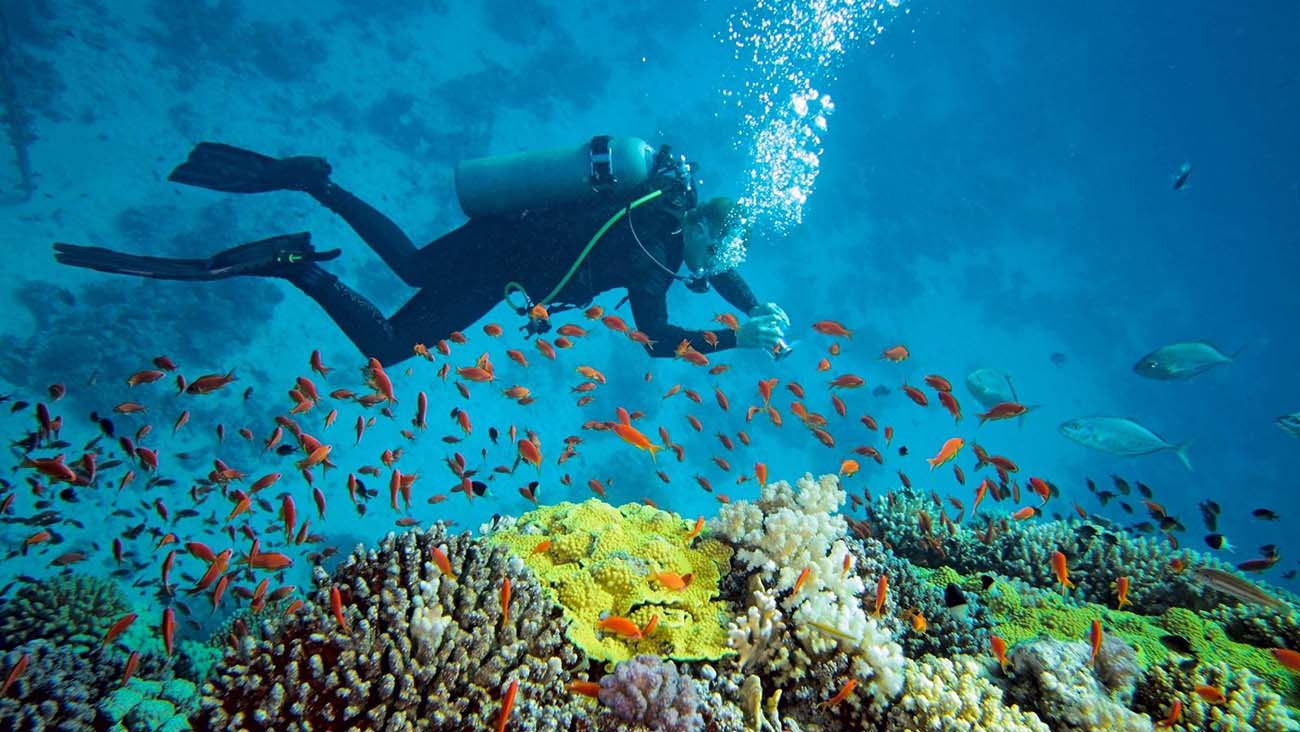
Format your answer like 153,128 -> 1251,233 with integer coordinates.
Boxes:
52,137 -> 790,366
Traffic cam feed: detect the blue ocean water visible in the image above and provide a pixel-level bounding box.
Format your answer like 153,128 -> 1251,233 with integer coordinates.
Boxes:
0,0 -> 1297,721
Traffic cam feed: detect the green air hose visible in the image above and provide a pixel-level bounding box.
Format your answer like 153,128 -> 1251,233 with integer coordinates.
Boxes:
504,188 -> 665,313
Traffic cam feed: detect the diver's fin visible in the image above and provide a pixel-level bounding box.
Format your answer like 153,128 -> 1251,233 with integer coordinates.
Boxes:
53,233 -> 340,281
168,142 -> 331,194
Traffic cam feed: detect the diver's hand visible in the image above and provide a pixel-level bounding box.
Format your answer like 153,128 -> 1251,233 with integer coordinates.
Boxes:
736,314 -> 786,350
749,302 -> 791,330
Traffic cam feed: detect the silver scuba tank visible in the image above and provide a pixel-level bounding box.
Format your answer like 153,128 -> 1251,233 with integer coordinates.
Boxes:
454,136 -> 656,218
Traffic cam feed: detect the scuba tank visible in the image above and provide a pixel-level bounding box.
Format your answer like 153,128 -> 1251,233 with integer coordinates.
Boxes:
454,136 -> 657,218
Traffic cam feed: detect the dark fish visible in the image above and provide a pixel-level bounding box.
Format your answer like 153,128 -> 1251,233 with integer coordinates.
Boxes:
488,427 -> 499,444
871,385 -> 891,397
1159,517 -> 1184,533
275,444 -> 296,456
1205,533 -> 1232,551
58,488 -> 78,502
1049,352 -> 1066,367
943,583 -> 968,619
1112,476 -> 1131,495
64,519 -> 85,529
1252,508 -> 1280,521
1076,524 -> 1099,540
1284,570 -> 1297,580
1096,490 -> 1116,506
471,480 -> 488,497
111,509 -> 134,518
1260,545 -> 1280,559
1172,161 -> 1192,190
1086,478 -> 1097,494
898,446 -> 908,457
175,509 -> 200,520
122,522 -> 147,539
1101,533 -> 1119,546
1178,658 -> 1200,672
980,574 -> 996,591
1159,634 -> 1194,654
11,400 -> 29,413
1199,501 -> 1220,532
1238,558 -> 1275,573
1119,502 -> 1133,514
33,500 -> 52,510
98,418 -> 115,438
99,459 -> 123,470
1130,521 -> 1155,534
243,387 -> 254,401
1136,482 -> 1153,499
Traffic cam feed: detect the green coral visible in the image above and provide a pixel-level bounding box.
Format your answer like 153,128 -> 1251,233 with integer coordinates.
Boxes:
486,499 -> 734,663
985,580 -> 1297,697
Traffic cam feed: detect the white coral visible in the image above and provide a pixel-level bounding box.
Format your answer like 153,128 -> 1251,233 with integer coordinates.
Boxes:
727,588 -> 781,671
409,577 -> 451,661
890,655 -> 1051,732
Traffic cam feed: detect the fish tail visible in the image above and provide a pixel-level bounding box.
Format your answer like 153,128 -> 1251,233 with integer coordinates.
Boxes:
1174,440 -> 1193,472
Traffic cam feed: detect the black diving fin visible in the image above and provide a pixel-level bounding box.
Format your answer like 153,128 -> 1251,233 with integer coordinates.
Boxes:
53,233 -> 340,281
167,142 -> 331,194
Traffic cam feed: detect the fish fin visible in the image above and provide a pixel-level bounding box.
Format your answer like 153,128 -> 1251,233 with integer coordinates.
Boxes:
1229,342 -> 1248,362
1007,376 -> 1019,403
1174,440 -> 1193,472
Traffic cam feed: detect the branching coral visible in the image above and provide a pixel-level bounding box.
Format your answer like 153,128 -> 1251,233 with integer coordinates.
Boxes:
887,654 -> 1051,732
0,573 -> 130,654
193,524 -> 586,732
598,654 -> 703,732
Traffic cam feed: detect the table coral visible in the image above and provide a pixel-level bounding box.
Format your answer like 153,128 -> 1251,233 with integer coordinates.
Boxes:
485,499 -> 734,664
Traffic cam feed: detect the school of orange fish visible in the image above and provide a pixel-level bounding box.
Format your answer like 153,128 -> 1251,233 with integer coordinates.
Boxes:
2,306 -> 1297,721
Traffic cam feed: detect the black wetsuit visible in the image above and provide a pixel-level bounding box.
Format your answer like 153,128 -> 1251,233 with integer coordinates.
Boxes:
289,181 -> 760,366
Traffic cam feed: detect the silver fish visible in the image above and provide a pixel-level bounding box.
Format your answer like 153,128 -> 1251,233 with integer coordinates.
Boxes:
1058,416 -> 1192,471
1192,567 -> 1285,609
965,369 -> 1018,410
1133,341 -> 1239,381
1278,412 -> 1300,438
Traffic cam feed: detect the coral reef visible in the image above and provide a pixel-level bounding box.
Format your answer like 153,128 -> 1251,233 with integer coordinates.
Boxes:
866,488 -> 1221,614
0,640 -> 122,731
888,654 -> 1051,732
194,524 -> 586,731
485,499 -> 734,663
1132,659 -> 1300,732
98,677 -> 198,732
0,572 -> 131,653
1006,637 -> 1154,732
598,654 -> 702,732
715,473 -> 905,724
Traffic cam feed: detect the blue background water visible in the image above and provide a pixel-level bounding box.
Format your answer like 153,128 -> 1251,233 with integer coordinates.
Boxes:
1,0 -> 1297,631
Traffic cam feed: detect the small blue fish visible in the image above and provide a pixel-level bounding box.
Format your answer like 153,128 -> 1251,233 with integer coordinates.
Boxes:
1172,161 -> 1192,190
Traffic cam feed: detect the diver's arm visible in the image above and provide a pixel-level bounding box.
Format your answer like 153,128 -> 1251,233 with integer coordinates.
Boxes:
709,269 -> 760,314
627,279 -> 738,357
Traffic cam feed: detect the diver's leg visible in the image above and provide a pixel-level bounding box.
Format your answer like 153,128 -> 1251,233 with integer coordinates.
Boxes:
286,265 -> 499,367
308,182 -> 427,287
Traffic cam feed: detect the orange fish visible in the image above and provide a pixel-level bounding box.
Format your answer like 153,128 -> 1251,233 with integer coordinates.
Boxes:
685,516 -> 705,541
500,578 -> 512,626
185,369 -> 237,395
162,606 -> 176,656
909,608 -> 927,633
991,635 -> 1009,671
331,585 -> 350,634
531,539 -> 552,556
874,574 -> 888,616
121,650 -> 141,686
819,678 -> 857,708
828,374 -> 865,389
923,374 -> 952,392
1193,684 -> 1226,705
902,384 -> 928,406
496,678 -> 518,732
597,614 -> 642,640
653,571 -> 694,591
1271,648 -> 1300,672
642,614 -> 660,636
926,437 -> 964,470
1114,576 -> 1131,610
880,344 -> 909,362
937,391 -> 963,422
611,422 -> 660,461
839,459 -> 860,477
517,439 -> 542,470
714,312 -> 740,331
1011,506 -> 1039,521
431,545 -> 456,579
568,680 -> 601,697
2,652 -> 30,697
102,612 -> 137,648
1051,550 -> 1075,593
1155,699 -> 1182,728
249,552 -> 294,571
1089,618 -> 1102,665
977,401 -> 1032,424
754,463 -> 768,487
811,320 -> 852,338
792,566 -> 811,596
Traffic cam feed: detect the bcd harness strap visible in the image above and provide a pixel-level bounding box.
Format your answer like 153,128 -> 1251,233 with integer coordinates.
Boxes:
503,188 -> 666,324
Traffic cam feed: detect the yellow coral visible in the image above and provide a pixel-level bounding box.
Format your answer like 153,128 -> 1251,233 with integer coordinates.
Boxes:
486,499 -> 734,663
